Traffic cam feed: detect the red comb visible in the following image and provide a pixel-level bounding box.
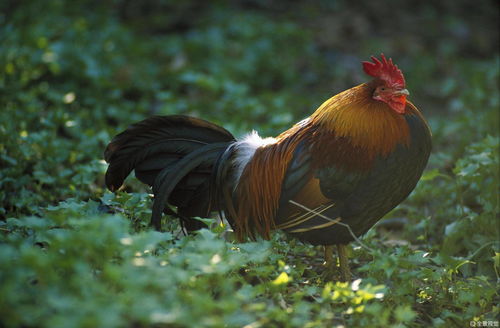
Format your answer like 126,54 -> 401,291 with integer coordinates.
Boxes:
362,54 -> 405,88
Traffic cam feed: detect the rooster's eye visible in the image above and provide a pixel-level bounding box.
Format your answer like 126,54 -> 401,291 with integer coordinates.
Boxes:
380,87 -> 386,91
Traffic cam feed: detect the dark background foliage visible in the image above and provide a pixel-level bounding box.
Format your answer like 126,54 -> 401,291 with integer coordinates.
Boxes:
0,1 -> 498,327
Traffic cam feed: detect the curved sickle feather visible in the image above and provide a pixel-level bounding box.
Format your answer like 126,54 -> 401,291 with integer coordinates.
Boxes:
151,143 -> 229,231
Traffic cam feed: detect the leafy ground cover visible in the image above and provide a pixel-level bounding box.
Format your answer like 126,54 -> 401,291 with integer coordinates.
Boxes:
1,1 -> 498,327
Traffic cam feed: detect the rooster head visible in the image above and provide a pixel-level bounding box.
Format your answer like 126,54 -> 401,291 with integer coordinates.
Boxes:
363,54 -> 409,114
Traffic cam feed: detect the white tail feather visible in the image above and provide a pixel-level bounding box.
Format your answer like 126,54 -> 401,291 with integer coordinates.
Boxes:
232,131 -> 276,184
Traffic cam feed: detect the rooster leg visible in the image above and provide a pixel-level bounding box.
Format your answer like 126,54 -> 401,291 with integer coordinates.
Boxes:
322,245 -> 335,280
324,245 -> 334,268
337,244 -> 351,281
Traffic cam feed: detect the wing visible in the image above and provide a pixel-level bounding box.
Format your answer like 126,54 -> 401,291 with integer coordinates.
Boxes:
274,137 -> 369,234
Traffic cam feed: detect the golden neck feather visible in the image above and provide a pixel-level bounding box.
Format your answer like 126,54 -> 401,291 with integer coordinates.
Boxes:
310,83 -> 410,156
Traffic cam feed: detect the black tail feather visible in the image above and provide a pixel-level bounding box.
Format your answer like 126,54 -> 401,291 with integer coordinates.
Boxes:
209,143 -> 239,227
104,115 -> 234,191
151,143 -> 229,230
104,115 -> 236,231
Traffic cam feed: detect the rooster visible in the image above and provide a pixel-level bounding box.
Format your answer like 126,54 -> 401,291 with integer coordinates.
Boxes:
104,55 -> 431,280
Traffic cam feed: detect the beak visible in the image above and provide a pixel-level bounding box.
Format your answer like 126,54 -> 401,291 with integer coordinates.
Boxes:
395,89 -> 410,96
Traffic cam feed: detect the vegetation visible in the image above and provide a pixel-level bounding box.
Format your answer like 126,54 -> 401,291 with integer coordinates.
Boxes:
1,1 -> 498,327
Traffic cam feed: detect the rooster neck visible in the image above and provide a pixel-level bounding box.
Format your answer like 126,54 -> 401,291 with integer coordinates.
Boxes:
309,83 -> 411,168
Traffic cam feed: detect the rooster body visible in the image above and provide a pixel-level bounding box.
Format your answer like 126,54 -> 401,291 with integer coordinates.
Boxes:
105,55 -> 431,251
